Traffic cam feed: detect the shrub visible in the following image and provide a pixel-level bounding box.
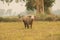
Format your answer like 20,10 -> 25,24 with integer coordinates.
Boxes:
0,17 -> 3,22
55,18 -> 60,21
45,17 -> 53,21
0,17 -> 20,22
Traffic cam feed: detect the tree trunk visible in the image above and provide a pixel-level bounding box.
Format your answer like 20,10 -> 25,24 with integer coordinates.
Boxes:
36,0 -> 44,14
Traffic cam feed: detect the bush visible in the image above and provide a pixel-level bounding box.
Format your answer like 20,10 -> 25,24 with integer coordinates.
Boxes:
0,17 -> 3,22
45,17 -> 53,21
0,17 -> 20,22
55,18 -> 60,21
34,16 -> 45,21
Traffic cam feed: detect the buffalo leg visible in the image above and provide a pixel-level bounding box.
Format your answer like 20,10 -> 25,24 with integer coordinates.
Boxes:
23,20 -> 27,29
26,23 -> 29,29
30,20 -> 33,29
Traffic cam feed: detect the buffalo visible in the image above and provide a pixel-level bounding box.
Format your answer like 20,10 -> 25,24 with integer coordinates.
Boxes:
22,15 -> 34,29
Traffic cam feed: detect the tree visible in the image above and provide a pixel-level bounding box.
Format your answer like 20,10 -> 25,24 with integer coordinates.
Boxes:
0,0 -> 24,5
26,0 -> 55,14
0,0 -> 13,6
0,0 -> 26,5
44,0 -> 55,14
26,0 -> 36,11
0,0 -> 4,4
0,0 -> 55,14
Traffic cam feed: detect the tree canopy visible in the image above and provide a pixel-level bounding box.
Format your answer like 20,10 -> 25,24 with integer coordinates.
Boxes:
0,0 -> 55,14
44,0 -> 55,11
1,0 -> 13,5
26,0 -> 55,11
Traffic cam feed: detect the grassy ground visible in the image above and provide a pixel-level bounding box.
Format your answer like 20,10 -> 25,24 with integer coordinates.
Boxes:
0,21 -> 60,40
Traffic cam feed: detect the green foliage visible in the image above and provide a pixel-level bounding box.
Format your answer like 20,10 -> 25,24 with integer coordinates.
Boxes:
18,14 -> 22,18
0,0 -> 13,5
0,17 -> 20,22
44,0 -> 55,7
1,0 -> 13,3
44,0 -> 55,11
1,0 -> 4,1
5,0 -> 9,2
45,17 -> 53,21
15,0 -> 19,3
5,0 -> 13,5
26,0 -> 55,11
26,0 -> 36,11
34,14 -> 60,21
55,18 -> 60,21
0,17 -> 3,22
23,0 -> 25,2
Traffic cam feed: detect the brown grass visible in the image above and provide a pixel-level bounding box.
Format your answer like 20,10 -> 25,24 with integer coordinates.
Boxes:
0,21 -> 60,40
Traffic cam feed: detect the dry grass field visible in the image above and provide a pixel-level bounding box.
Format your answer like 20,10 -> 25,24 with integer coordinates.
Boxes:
0,21 -> 60,40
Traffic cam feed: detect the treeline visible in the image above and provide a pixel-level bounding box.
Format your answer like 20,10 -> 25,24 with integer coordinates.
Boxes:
35,15 -> 60,21
0,16 -> 60,22
0,17 -> 20,22
35,17 -> 60,21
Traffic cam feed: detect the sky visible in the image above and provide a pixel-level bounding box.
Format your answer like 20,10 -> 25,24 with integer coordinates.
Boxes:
52,0 -> 60,11
0,0 -> 60,13
0,0 -> 26,13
